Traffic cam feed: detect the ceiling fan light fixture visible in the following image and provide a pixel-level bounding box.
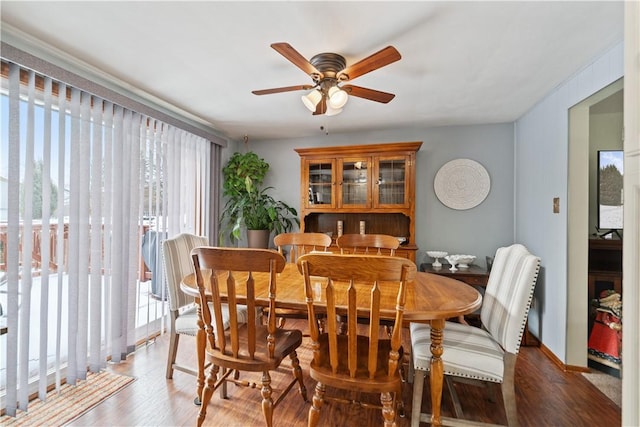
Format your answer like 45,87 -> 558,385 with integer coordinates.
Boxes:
325,104 -> 343,116
327,86 -> 348,109
302,89 -> 322,112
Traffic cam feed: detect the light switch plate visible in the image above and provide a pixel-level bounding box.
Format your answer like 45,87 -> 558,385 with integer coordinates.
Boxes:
553,197 -> 560,213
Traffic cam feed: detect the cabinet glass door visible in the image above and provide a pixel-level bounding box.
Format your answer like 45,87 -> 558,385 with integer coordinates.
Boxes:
376,157 -> 408,207
307,161 -> 334,208
341,158 -> 371,207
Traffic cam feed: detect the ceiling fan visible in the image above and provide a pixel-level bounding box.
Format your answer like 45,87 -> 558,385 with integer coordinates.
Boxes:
252,43 -> 401,116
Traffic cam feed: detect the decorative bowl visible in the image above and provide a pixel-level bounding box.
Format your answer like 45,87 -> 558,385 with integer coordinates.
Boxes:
426,251 -> 448,268
396,237 -> 407,244
426,251 -> 448,259
446,254 -> 476,269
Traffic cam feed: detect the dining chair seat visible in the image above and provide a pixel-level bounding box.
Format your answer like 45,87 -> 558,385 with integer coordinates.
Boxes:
175,303 -> 249,336
410,320 -> 504,383
212,324 -> 303,369
173,306 -> 199,336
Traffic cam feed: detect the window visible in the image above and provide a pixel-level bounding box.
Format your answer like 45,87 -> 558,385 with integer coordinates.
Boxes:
0,59 -> 217,415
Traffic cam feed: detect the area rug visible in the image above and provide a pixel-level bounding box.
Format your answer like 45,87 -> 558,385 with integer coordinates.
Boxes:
582,371 -> 621,407
0,371 -> 135,426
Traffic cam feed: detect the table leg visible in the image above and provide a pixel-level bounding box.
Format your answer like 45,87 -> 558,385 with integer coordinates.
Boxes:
195,300 -> 205,405
429,318 -> 445,427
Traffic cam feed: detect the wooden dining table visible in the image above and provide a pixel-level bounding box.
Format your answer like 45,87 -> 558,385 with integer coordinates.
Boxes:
181,262 -> 482,427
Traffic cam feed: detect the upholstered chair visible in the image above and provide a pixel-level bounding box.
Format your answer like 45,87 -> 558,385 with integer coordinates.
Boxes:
409,243 -> 541,427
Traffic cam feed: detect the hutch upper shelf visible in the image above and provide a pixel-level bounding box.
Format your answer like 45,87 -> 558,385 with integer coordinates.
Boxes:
295,141 -> 422,261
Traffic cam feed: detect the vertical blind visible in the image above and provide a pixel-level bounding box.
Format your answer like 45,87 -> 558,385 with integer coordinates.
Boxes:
0,60 -> 215,416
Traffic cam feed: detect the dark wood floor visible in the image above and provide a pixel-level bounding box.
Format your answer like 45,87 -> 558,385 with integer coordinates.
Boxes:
70,320 -> 621,426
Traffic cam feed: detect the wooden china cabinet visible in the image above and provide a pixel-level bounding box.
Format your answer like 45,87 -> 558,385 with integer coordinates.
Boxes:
295,141 -> 422,262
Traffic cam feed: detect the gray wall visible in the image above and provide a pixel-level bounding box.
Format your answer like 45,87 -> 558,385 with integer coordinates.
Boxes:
220,41 -> 624,364
241,123 -> 514,268
514,41 -> 623,361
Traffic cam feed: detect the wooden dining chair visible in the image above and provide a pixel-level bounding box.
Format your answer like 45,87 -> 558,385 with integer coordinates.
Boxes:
274,232 -> 332,262
271,232 -> 333,329
297,253 -> 417,427
190,247 -> 308,427
336,233 -> 400,256
336,233 -> 401,334
409,244 -> 541,427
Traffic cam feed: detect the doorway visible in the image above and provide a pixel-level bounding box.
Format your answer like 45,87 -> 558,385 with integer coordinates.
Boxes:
567,78 -> 623,371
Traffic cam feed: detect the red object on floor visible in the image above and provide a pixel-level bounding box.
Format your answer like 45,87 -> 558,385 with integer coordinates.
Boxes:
588,311 -> 622,359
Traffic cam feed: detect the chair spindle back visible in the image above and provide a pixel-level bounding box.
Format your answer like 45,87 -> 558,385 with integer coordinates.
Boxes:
297,253 -> 416,378
336,233 -> 400,256
274,232 -> 332,263
191,247 -> 286,358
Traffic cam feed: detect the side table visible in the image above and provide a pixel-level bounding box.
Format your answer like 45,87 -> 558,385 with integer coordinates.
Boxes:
420,263 -> 539,347
420,263 -> 489,286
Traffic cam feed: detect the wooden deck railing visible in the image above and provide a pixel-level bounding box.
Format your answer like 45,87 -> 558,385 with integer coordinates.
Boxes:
0,222 -> 152,279
0,222 -> 68,274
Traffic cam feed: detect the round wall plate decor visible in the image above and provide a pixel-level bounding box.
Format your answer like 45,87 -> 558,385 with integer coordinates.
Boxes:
434,158 -> 490,210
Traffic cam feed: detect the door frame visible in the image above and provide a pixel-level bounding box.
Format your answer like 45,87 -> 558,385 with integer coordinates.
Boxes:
567,79 -> 623,368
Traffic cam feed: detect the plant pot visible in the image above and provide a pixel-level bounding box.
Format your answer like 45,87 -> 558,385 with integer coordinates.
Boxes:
247,229 -> 270,249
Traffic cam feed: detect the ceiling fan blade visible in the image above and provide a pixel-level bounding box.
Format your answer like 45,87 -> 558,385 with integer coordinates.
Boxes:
271,42 -> 322,78
339,46 -> 401,81
342,85 -> 395,103
252,84 -> 314,95
313,96 -> 327,115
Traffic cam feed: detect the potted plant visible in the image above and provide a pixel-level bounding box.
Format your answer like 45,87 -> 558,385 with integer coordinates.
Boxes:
219,151 -> 299,247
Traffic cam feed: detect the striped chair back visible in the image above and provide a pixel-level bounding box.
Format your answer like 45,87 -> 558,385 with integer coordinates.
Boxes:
162,233 -> 209,312
480,244 -> 541,354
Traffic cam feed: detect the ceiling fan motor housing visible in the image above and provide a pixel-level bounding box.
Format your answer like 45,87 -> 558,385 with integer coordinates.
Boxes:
310,52 -> 347,81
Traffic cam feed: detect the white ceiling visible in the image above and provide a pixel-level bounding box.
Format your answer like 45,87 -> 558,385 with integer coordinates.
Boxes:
1,1 -> 624,143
